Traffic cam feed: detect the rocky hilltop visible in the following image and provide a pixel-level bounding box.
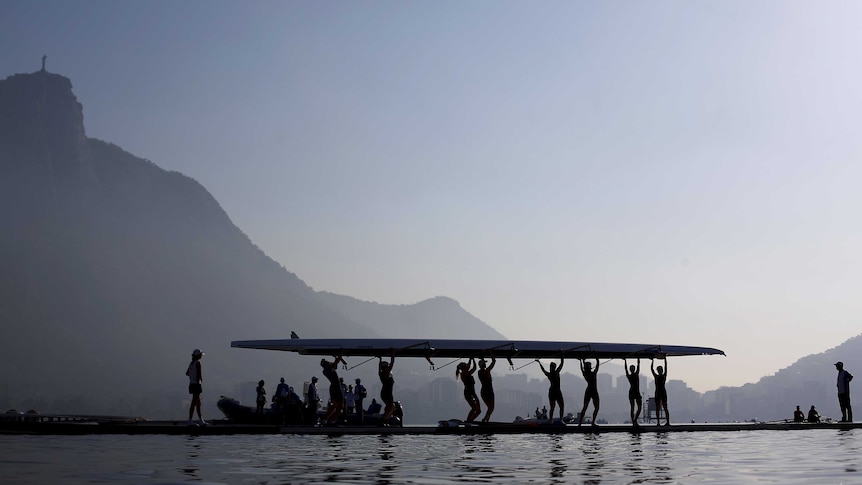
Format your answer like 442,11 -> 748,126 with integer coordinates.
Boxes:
0,70 -> 504,418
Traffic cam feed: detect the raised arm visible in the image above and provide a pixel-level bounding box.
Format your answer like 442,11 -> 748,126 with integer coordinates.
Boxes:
468,357 -> 477,373
488,355 -> 496,371
557,358 -> 565,372
650,358 -> 657,377
538,360 -> 549,377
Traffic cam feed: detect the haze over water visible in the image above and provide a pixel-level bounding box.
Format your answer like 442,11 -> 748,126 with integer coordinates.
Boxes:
2,430 -> 860,484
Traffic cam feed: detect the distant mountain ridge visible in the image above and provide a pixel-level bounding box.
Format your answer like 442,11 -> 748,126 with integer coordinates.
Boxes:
0,70 -> 503,418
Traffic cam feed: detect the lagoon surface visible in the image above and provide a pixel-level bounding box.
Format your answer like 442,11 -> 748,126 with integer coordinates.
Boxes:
2,429 -> 861,484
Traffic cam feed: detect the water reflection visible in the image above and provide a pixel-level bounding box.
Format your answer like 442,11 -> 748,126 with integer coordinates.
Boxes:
547,434 -> 569,482
374,434 -> 397,484
623,432 -> 646,480
180,435 -> 202,478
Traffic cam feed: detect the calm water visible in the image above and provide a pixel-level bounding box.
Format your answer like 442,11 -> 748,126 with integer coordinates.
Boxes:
2,429 -> 861,484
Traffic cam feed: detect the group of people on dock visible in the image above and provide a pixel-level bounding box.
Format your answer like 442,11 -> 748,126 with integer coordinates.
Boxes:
312,352 -> 402,426
452,353 -> 670,427
188,347 -> 854,427
792,361 -> 854,424
538,356 -> 669,427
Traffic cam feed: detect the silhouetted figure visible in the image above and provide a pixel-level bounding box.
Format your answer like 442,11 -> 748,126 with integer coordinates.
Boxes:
793,405 -> 804,423
625,358 -> 643,426
290,331 -> 300,339
354,378 -> 367,423
456,358 -> 481,422
651,357 -> 670,426
256,380 -> 267,414
275,377 -> 290,423
393,401 -> 404,427
577,358 -> 599,426
41,55 -> 46,72
379,352 -> 396,424
185,348 -> 207,425
540,357 -> 565,423
305,376 -> 320,425
808,405 -> 820,423
836,361 -> 854,422
367,398 -> 382,415
321,355 -> 347,424
478,355 -> 496,423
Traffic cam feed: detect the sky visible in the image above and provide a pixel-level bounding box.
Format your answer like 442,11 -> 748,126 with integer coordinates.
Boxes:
4,0 -> 862,393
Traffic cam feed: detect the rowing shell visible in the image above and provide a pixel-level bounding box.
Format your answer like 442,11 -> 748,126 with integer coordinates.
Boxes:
230,338 -> 724,360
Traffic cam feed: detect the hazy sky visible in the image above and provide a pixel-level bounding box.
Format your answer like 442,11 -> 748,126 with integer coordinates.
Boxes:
4,1 -> 862,392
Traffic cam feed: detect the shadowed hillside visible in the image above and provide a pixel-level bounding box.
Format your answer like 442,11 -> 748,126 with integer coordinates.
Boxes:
0,70 -> 505,419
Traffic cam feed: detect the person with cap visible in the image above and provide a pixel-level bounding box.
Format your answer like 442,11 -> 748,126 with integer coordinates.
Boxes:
836,361 -> 854,422
354,378 -> 367,423
305,376 -> 320,425
185,348 -> 207,425
808,404 -> 821,423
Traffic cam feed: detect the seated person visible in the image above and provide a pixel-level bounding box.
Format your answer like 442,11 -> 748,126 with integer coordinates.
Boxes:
367,398 -> 382,414
793,405 -> 805,423
807,405 -> 820,423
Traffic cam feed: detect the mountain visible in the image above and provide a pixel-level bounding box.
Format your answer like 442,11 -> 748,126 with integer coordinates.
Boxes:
701,333 -> 862,422
0,70 -> 504,418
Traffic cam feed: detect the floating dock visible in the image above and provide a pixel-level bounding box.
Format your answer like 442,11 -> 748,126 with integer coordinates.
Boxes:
2,413 -> 860,435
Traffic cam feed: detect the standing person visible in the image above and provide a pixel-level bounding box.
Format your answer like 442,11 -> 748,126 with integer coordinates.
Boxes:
478,355 -> 496,423
305,376 -> 320,425
651,357 -> 670,426
185,349 -> 207,426
836,361 -> 854,422
577,358 -> 599,426
321,355 -> 347,425
255,380 -> 267,415
275,377 -> 290,423
624,358 -> 643,426
456,358 -> 481,422
378,353 -> 396,425
345,385 -> 356,416
354,378 -> 367,423
539,358 -> 566,424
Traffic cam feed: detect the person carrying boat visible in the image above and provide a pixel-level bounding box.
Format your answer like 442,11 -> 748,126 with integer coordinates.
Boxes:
624,358 -> 643,427
456,358 -> 481,422
320,354 -> 346,425
478,355 -> 496,423
576,358 -> 598,426
379,352 -> 396,425
651,356 -> 670,426
835,361 -> 854,422
185,348 -> 207,426
539,357 -> 566,424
